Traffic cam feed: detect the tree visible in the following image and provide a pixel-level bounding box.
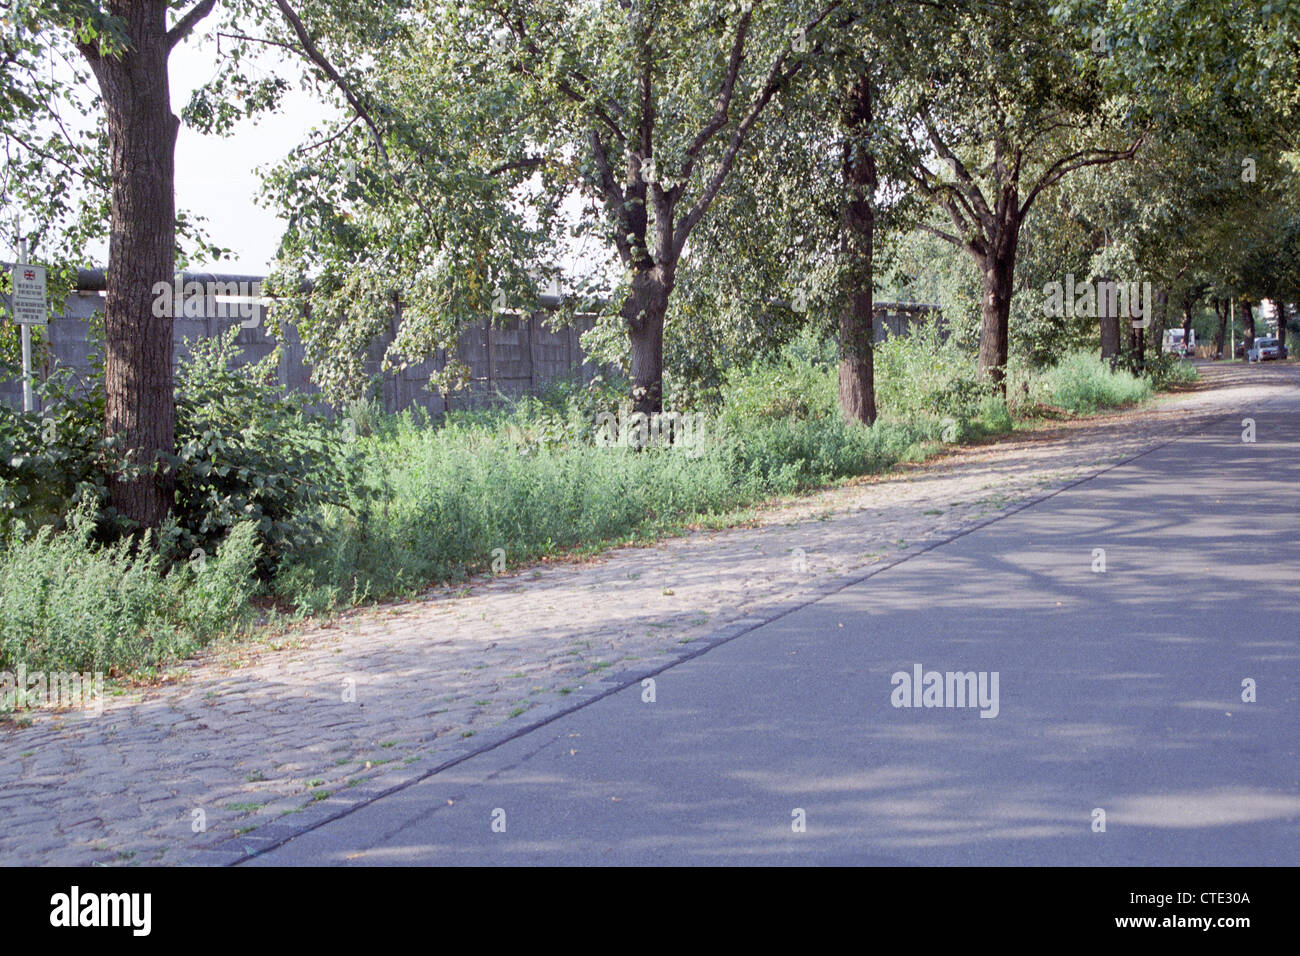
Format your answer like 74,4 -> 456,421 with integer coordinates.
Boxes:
1059,0 -> 1300,363
73,0 -> 220,530
642,2 -> 939,425
258,0 -> 844,415
655,23 -> 892,424
3,1 -> 223,530
877,0 -> 1145,393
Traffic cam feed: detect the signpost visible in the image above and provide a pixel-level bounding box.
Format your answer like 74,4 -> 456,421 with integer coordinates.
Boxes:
11,242 -> 46,412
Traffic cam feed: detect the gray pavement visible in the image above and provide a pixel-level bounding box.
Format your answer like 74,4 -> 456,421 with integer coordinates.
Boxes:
247,367 -> 1300,866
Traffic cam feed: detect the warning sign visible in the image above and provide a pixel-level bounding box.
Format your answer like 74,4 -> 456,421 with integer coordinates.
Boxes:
11,262 -> 47,325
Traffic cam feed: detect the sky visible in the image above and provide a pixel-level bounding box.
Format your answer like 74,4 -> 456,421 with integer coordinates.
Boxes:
16,21 -> 603,286
169,32 -> 329,275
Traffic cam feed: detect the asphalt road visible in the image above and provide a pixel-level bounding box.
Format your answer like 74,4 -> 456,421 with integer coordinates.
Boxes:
249,367 -> 1300,866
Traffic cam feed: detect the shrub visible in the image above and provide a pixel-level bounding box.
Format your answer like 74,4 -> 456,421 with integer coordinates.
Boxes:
718,354 -> 837,430
0,361 -> 121,541
166,329 -> 353,573
1144,352 -> 1200,389
0,327 -> 351,576
0,503 -> 258,675
1034,352 -> 1152,412
875,323 -> 995,421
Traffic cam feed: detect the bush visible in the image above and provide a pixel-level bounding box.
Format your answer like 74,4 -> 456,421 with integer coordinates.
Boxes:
1144,352 -> 1200,389
166,329 -> 353,574
1033,351 -> 1153,412
875,323 -> 995,421
0,360 -> 123,541
0,328 -> 351,576
0,504 -> 258,675
718,356 -> 837,430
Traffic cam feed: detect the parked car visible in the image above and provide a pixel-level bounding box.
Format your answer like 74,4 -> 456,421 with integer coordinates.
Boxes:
1248,337 -> 1282,362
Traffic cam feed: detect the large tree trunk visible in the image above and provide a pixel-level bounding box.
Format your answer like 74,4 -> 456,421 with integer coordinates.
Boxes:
1181,296 -> 1194,357
838,289 -> 876,423
837,74 -> 877,424
977,247 -> 1015,396
1151,287 -> 1169,363
1242,300 -> 1256,353
81,1 -> 179,533
1098,274 -> 1121,364
622,267 -> 672,416
1213,298 -> 1228,359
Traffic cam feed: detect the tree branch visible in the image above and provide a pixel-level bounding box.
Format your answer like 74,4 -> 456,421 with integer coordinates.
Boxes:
589,129 -> 639,268
495,4 -> 627,143
917,223 -> 962,247
673,1 -> 842,255
272,0 -> 389,164
919,104 -> 995,230
1019,128 -> 1149,217
675,8 -> 752,194
167,0 -> 219,50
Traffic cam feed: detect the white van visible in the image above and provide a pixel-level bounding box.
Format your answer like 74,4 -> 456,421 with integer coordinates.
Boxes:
1163,328 -> 1196,356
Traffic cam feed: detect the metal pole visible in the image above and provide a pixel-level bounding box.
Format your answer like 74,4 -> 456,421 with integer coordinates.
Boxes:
21,325 -> 32,412
18,240 -> 33,411
1230,300 -> 1235,361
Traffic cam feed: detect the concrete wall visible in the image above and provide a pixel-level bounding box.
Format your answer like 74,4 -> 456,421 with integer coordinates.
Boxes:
1,277 -> 940,414
0,288 -> 611,415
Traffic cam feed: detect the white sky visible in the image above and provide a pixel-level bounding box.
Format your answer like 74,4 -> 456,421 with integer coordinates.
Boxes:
23,22 -> 605,283
170,31 -> 329,275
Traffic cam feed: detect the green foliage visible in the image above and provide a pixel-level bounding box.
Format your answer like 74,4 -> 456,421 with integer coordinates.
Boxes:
276,332 -> 1022,614
275,421 -> 753,614
1033,352 -> 1153,412
256,0 -> 843,405
718,355 -> 837,429
275,338 -> 956,613
0,328 -> 351,576
0,360 -> 119,539
0,504 -> 258,676
166,329 -> 353,574
875,323 -> 995,421
0,1 -> 118,341
1143,352 -> 1200,389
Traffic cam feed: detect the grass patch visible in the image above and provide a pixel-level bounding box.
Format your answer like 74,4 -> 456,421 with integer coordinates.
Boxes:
0,511 -> 258,676
1030,352 -> 1153,413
